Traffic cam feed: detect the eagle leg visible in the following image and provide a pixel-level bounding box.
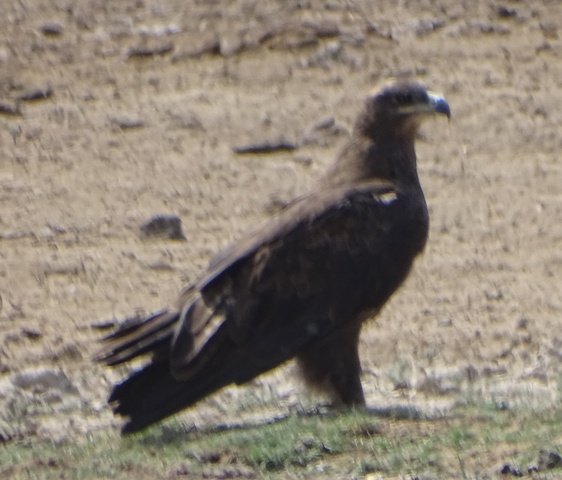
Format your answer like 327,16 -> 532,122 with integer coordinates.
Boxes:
296,322 -> 365,407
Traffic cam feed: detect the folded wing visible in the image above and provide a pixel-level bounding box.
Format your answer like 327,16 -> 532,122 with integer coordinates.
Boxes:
96,179 -> 425,433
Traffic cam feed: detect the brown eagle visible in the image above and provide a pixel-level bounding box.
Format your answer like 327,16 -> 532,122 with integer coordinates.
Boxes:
96,81 -> 450,434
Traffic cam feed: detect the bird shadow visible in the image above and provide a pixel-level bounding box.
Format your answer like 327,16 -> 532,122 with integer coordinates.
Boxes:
133,403 -> 428,447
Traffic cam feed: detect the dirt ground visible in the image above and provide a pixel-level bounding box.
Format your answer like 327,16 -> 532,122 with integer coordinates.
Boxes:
0,0 -> 561,464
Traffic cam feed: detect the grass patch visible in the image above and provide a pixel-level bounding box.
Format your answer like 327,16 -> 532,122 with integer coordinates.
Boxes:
2,403 -> 562,479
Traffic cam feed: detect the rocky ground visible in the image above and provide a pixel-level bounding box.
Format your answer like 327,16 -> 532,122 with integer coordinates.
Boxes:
0,0 -> 561,473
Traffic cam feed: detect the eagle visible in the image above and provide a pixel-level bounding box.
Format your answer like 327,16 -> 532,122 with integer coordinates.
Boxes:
96,81 -> 450,434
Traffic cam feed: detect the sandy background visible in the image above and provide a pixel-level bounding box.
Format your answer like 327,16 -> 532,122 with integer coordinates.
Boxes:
0,0 -> 561,442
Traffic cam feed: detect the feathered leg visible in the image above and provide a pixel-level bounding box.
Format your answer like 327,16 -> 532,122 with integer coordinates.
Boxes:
296,322 -> 365,406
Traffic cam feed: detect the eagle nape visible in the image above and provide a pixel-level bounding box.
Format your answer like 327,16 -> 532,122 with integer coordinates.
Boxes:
95,81 -> 450,434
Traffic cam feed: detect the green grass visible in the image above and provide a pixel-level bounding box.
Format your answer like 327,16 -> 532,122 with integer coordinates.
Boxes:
2,403 -> 562,479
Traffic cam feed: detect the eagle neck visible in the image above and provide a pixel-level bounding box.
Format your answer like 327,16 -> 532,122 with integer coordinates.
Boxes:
372,137 -> 421,190
318,131 -> 422,192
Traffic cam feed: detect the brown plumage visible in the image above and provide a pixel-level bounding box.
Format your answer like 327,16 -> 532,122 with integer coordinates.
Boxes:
96,81 -> 450,434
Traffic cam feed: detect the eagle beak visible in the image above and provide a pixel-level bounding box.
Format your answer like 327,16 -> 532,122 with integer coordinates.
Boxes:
427,91 -> 451,119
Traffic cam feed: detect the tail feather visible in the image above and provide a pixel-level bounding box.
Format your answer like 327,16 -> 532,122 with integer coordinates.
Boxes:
95,310 -> 180,366
96,308 -> 242,434
97,302 -> 315,434
96,299 -> 316,433
109,341 -> 239,434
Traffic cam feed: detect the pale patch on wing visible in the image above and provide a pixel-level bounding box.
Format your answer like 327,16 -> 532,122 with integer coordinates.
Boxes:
249,245 -> 272,285
376,190 -> 398,205
170,299 -> 226,379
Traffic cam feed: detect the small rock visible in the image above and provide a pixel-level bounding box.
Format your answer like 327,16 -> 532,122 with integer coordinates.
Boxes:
500,464 -> 522,476
233,139 -> 297,155
111,117 -> 145,129
17,87 -> 53,102
414,19 -> 445,36
198,451 -> 222,463
140,214 -> 186,240
299,435 -> 318,449
175,463 -> 191,476
484,287 -> 503,301
302,19 -> 340,38
310,116 -> 335,131
40,22 -> 64,36
47,223 -> 66,234
127,42 -> 173,58
496,6 -> 517,18
11,368 -> 78,396
538,450 -> 562,471
90,320 -> 117,331
145,261 -> 175,271
0,102 -> 21,116
21,328 -> 42,340
302,116 -> 348,147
